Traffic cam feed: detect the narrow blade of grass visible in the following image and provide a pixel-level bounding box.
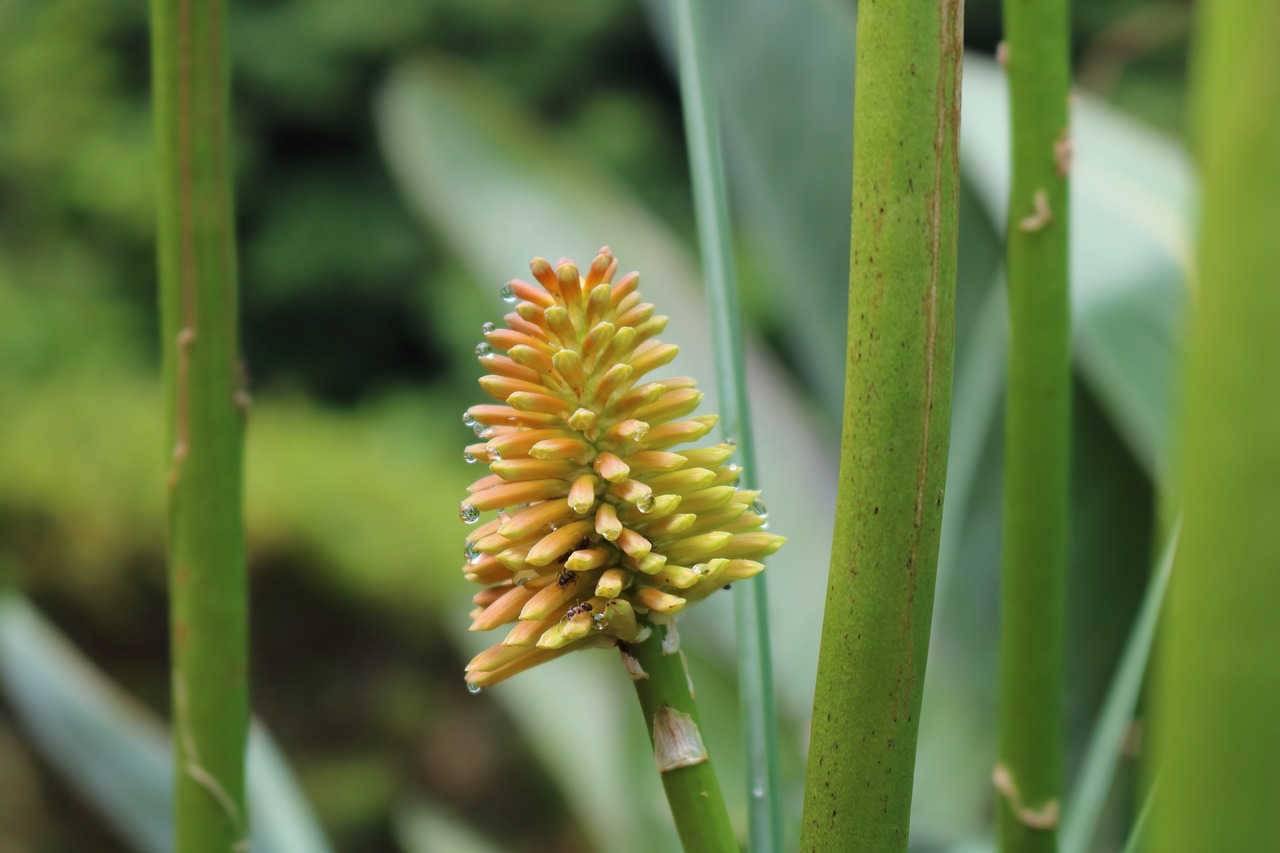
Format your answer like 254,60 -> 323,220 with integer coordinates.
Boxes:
670,0 -> 781,848
1061,522 -> 1179,853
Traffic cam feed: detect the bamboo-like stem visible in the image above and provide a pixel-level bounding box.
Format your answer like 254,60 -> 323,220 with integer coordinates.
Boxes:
996,0 -> 1072,848
799,0 -> 963,848
627,626 -> 738,853
1148,2 -> 1280,849
668,0 -> 781,848
151,0 -> 250,849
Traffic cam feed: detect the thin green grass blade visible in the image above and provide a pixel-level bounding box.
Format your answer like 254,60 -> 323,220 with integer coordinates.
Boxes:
669,0 -> 781,848
1120,775 -> 1158,853
1061,523 -> 1178,853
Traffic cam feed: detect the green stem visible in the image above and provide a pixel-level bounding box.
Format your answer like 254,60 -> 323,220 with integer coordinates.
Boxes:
1149,2 -> 1280,850
151,0 -> 249,850
628,626 -> 738,853
668,0 -> 781,848
996,0 -> 1072,848
799,0 -> 963,848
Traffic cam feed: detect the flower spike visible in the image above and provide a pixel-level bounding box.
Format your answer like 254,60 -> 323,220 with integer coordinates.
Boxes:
460,250 -> 785,689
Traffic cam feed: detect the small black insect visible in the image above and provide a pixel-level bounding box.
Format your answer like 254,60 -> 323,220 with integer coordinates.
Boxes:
580,601 -> 593,613
557,569 -> 577,588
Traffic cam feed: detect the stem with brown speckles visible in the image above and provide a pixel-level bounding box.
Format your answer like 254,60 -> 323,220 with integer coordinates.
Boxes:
799,0 -> 963,849
151,0 -> 249,849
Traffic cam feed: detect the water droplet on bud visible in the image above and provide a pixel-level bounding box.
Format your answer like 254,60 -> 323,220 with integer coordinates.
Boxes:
462,411 -> 477,427
465,541 -> 481,564
751,499 -> 769,528
476,342 -> 493,357
463,449 -> 478,464
636,493 -> 656,513
486,445 -> 502,461
466,682 -> 482,694
459,503 -> 480,524
481,321 -> 496,334
499,283 -> 517,303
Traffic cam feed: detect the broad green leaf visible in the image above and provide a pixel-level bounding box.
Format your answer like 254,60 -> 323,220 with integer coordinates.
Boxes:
0,595 -> 334,853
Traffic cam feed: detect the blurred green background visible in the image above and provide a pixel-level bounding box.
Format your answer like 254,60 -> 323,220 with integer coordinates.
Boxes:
0,0 -> 1194,851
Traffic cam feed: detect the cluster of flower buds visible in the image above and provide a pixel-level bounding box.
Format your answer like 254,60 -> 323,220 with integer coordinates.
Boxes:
460,248 -> 785,689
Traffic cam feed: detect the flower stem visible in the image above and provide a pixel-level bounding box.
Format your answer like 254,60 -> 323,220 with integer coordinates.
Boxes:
668,0 -> 781,848
1149,1 -> 1280,849
799,0 -> 963,848
996,0 -> 1072,846
150,0 -> 249,849
628,626 -> 738,853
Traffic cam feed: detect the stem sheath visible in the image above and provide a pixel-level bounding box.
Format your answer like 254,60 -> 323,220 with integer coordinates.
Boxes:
628,627 -> 738,853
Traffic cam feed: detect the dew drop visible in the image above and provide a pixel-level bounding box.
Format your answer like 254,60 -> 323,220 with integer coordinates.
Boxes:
630,424 -> 649,441
463,449 -> 478,464
725,437 -> 738,447
465,541 -> 481,564
459,503 -> 480,524
476,342 -> 494,358
462,411 -> 477,427
751,499 -> 768,519
473,424 -> 493,438
486,445 -> 502,461
466,682 -> 482,694
499,282 -> 517,303
693,563 -> 707,576
727,464 -> 743,488
481,321 -> 497,334
591,614 -> 606,631
497,508 -> 510,522
636,493 -> 656,514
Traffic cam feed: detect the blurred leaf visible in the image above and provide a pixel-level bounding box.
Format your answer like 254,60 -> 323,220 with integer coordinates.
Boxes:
376,55 -> 840,847
1062,522 -> 1177,853
641,0 -> 857,419
394,798 -> 504,853
0,595 -> 334,853
960,54 -> 1194,479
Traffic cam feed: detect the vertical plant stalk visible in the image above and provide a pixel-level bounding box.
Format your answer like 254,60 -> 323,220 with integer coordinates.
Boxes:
151,0 -> 249,850
1149,2 -> 1280,850
996,0 -> 1071,848
627,626 -> 738,853
800,0 -> 963,849
669,0 -> 781,848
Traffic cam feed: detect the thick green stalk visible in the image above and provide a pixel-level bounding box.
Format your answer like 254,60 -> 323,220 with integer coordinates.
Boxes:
1148,1 -> 1280,849
668,0 -> 781,849
799,1 -> 962,848
151,0 -> 249,850
996,0 -> 1072,848
628,626 -> 738,853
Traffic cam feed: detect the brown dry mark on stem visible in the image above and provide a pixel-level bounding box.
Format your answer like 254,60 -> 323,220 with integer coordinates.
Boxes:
992,761 -> 1061,830
1018,189 -> 1053,232
170,0 -> 198,492
174,675 -> 247,850
1054,126 -> 1074,177
900,0 -> 962,706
